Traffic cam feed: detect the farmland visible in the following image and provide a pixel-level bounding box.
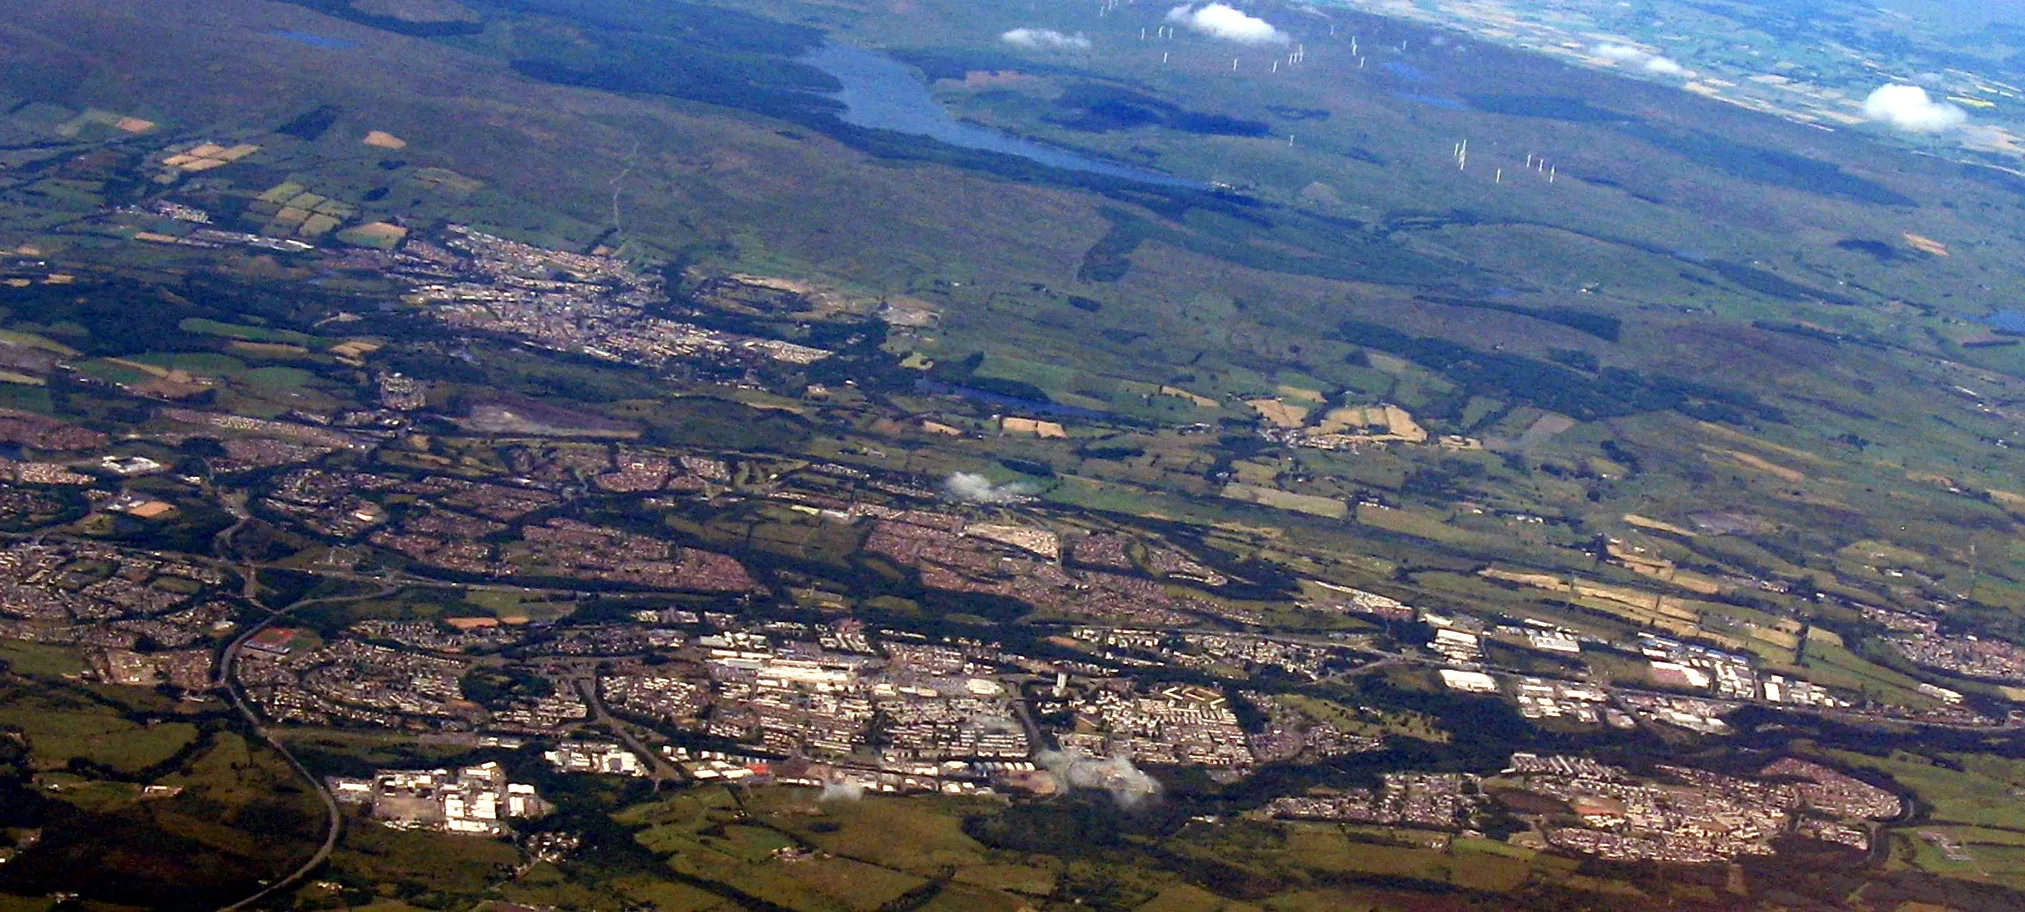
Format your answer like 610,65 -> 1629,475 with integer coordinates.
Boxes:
3,0 -> 2025,909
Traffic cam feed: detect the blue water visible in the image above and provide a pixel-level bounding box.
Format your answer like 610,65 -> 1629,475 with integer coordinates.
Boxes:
1985,309 -> 2025,333
270,30 -> 358,49
803,43 -> 1201,189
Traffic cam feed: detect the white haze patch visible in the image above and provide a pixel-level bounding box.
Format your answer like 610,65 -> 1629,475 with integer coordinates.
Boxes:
1864,84 -> 1967,133
1037,748 -> 1163,808
1165,3 -> 1287,45
940,472 -> 1035,504
818,779 -> 867,802
1593,42 -> 1685,78
1001,28 -> 1091,51
1642,56 -> 1685,76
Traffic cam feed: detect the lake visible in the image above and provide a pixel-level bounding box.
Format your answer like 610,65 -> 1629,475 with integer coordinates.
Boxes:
802,43 -> 1201,188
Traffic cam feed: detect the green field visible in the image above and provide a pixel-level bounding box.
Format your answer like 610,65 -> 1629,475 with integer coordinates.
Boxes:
0,642 -> 87,679
0,695 -> 197,774
7,0 -> 2025,909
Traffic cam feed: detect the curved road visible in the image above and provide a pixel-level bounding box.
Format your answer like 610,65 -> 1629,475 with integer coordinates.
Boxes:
213,583 -> 395,912
570,675 -> 687,787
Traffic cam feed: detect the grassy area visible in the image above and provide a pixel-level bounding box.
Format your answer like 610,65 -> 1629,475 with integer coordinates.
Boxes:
0,692 -> 198,774
1833,750 -> 2025,831
1228,821 -> 1582,897
14,0 -> 2025,908
177,317 -> 318,347
621,790 -> 1097,912
1135,883 -> 1264,912
0,642 -> 87,678
755,791 -> 995,873
328,819 -> 522,896
1800,628 -> 1935,707
0,328 -> 79,357
461,589 -> 574,623
909,883 -> 1035,912
950,863 -> 1057,895
1224,484 -> 1347,519
611,877 -> 738,912
1279,693 -> 1449,743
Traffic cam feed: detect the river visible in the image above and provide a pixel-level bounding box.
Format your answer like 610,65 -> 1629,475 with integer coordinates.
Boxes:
802,43 -> 1202,189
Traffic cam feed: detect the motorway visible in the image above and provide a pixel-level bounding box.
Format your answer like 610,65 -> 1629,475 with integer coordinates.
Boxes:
569,674 -> 688,787
212,578 -> 395,912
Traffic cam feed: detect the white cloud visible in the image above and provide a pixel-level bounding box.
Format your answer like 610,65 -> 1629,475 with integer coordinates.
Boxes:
1165,3 -> 1287,45
1863,83 -> 1967,133
1642,56 -> 1685,76
1001,28 -> 1091,51
940,472 -> 1035,504
1592,42 -> 1687,78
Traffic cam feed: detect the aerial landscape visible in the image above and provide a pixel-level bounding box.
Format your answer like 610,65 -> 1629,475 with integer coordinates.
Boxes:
10,0 -> 2025,910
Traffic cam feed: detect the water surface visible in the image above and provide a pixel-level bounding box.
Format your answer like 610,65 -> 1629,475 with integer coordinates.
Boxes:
803,43 -> 1201,188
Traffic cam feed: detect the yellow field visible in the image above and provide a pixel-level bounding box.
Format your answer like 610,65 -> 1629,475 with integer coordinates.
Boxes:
336,222 -> 409,249
1623,513 -> 1696,537
1479,567 -> 1743,643
1693,421 -> 1831,465
1231,460 -> 1280,486
1002,416 -> 1067,438
1359,504 -> 1479,545
1703,446 -> 1807,483
0,329 -> 80,357
1224,483 -> 1346,518
1314,404 -> 1427,443
1158,385 -> 1218,407
228,341 -> 310,357
1245,398 -> 1310,428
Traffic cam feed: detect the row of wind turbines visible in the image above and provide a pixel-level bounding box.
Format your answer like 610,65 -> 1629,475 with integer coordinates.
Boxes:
1082,1 -> 1575,192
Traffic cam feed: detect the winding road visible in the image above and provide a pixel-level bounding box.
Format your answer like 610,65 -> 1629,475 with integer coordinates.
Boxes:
213,579 -> 396,912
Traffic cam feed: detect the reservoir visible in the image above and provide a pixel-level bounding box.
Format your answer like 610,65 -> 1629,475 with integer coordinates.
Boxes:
803,43 -> 1202,189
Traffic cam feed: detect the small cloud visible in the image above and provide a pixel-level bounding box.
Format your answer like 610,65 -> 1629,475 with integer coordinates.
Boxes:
940,472 -> 1035,504
1001,28 -> 1091,51
1863,83 -> 1967,133
1166,3 -> 1287,45
1592,42 -> 1687,77
1643,56 -> 1685,76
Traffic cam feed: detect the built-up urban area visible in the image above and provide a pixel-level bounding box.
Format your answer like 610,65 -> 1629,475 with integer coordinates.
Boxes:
0,214 -> 1988,873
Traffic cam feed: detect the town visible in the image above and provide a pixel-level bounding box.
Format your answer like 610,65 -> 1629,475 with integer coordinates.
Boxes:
0,213 -> 1998,883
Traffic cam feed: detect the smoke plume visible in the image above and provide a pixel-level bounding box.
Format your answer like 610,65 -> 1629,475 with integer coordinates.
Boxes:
1036,749 -> 1163,808
818,779 -> 867,802
1165,4 -> 1287,45
1001,28 -> 1091,51
1863,84 -> 1967,133
940,472 -> 1034,504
